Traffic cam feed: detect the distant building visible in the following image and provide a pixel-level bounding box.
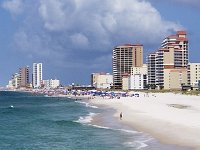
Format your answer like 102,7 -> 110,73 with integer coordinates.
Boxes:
7,73 -> 20,89
42,79 -> 60,89
7,80 -> 14,89
19,66 -> 29,88
13,73 -> 20,88
188,63 -> 200,89
91,73 -> 113,89
112,44 -> 143,89
32,63 -> 43,88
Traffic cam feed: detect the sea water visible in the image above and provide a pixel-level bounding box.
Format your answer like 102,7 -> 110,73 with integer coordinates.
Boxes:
0,91 -> 192,150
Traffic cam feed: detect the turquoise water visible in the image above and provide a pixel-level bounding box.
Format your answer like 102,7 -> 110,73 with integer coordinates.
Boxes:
0,91 -> 192,150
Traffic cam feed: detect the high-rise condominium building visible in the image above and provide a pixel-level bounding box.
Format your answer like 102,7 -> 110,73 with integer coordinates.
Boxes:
161,31 -> 188,68
32,63 -> 43,88
112,44 -> 143,89
147,53 -> 157,88
19,66 -> 29,88
147,31 -> 188,89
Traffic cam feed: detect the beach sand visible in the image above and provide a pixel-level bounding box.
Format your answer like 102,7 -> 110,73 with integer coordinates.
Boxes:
86,92 -> 200,150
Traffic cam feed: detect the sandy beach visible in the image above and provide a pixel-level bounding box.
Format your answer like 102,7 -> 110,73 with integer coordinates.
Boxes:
86,92 -> 200,150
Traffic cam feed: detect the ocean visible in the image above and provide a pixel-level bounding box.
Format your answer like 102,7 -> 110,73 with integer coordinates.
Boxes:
0,91 -> 192,150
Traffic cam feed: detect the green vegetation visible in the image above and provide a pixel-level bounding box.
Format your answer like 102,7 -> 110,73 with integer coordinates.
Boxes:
96,88 -> 200,96
129,89 -> 200,96
181,90 -> 200,96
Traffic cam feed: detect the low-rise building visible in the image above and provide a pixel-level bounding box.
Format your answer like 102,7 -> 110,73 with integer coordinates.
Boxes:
42,79 -> 60,89
7,80 -> 14,89
188,63 -> 200,89
129,64 -> 148,90
7,73 -> 20,89
122,74 -> 129,91
91,73 -> 113,89
164,68 -> 188,90
129,74 -> 147,90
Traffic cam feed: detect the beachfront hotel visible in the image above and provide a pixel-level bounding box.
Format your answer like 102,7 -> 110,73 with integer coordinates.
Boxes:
112,44 -> 143,89
32,63 -> 43,88
147,31 -> 189,90
91,73 -> 113,89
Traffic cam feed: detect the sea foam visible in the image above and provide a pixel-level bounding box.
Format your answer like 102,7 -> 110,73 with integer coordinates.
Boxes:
123,140 -> 148,149
75,101 -> 98,108
74,112 -> 96,124
91,124 -> 140,134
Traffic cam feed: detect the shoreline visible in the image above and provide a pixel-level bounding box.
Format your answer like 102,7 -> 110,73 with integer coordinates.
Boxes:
3,90 -> 200,149
85,92 -> 200,150
90,106 -> 192,150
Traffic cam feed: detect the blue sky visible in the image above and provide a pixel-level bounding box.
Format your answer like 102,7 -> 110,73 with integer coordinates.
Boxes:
0,0 -> 200,86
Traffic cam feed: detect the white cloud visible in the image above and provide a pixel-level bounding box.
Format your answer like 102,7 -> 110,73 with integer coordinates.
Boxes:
38,0 -> 76,31
2,0 -> 24,15
12,0 -> 184,70
38,0 -> 182,44
14,30 -> 65,62
70,33 -> 89,48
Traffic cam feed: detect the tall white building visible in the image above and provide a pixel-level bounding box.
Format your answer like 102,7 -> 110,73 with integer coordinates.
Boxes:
147,53 -> 157,88
33,63 -> 43,88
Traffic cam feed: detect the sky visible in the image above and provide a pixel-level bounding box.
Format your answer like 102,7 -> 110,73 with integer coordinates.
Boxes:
0,0 -> 200,86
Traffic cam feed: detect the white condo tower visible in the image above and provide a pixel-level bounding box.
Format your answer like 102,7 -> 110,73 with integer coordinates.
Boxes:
33,63 -> 43,88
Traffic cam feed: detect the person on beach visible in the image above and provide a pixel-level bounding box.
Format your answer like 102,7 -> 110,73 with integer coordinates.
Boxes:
120,112 -> 123,120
